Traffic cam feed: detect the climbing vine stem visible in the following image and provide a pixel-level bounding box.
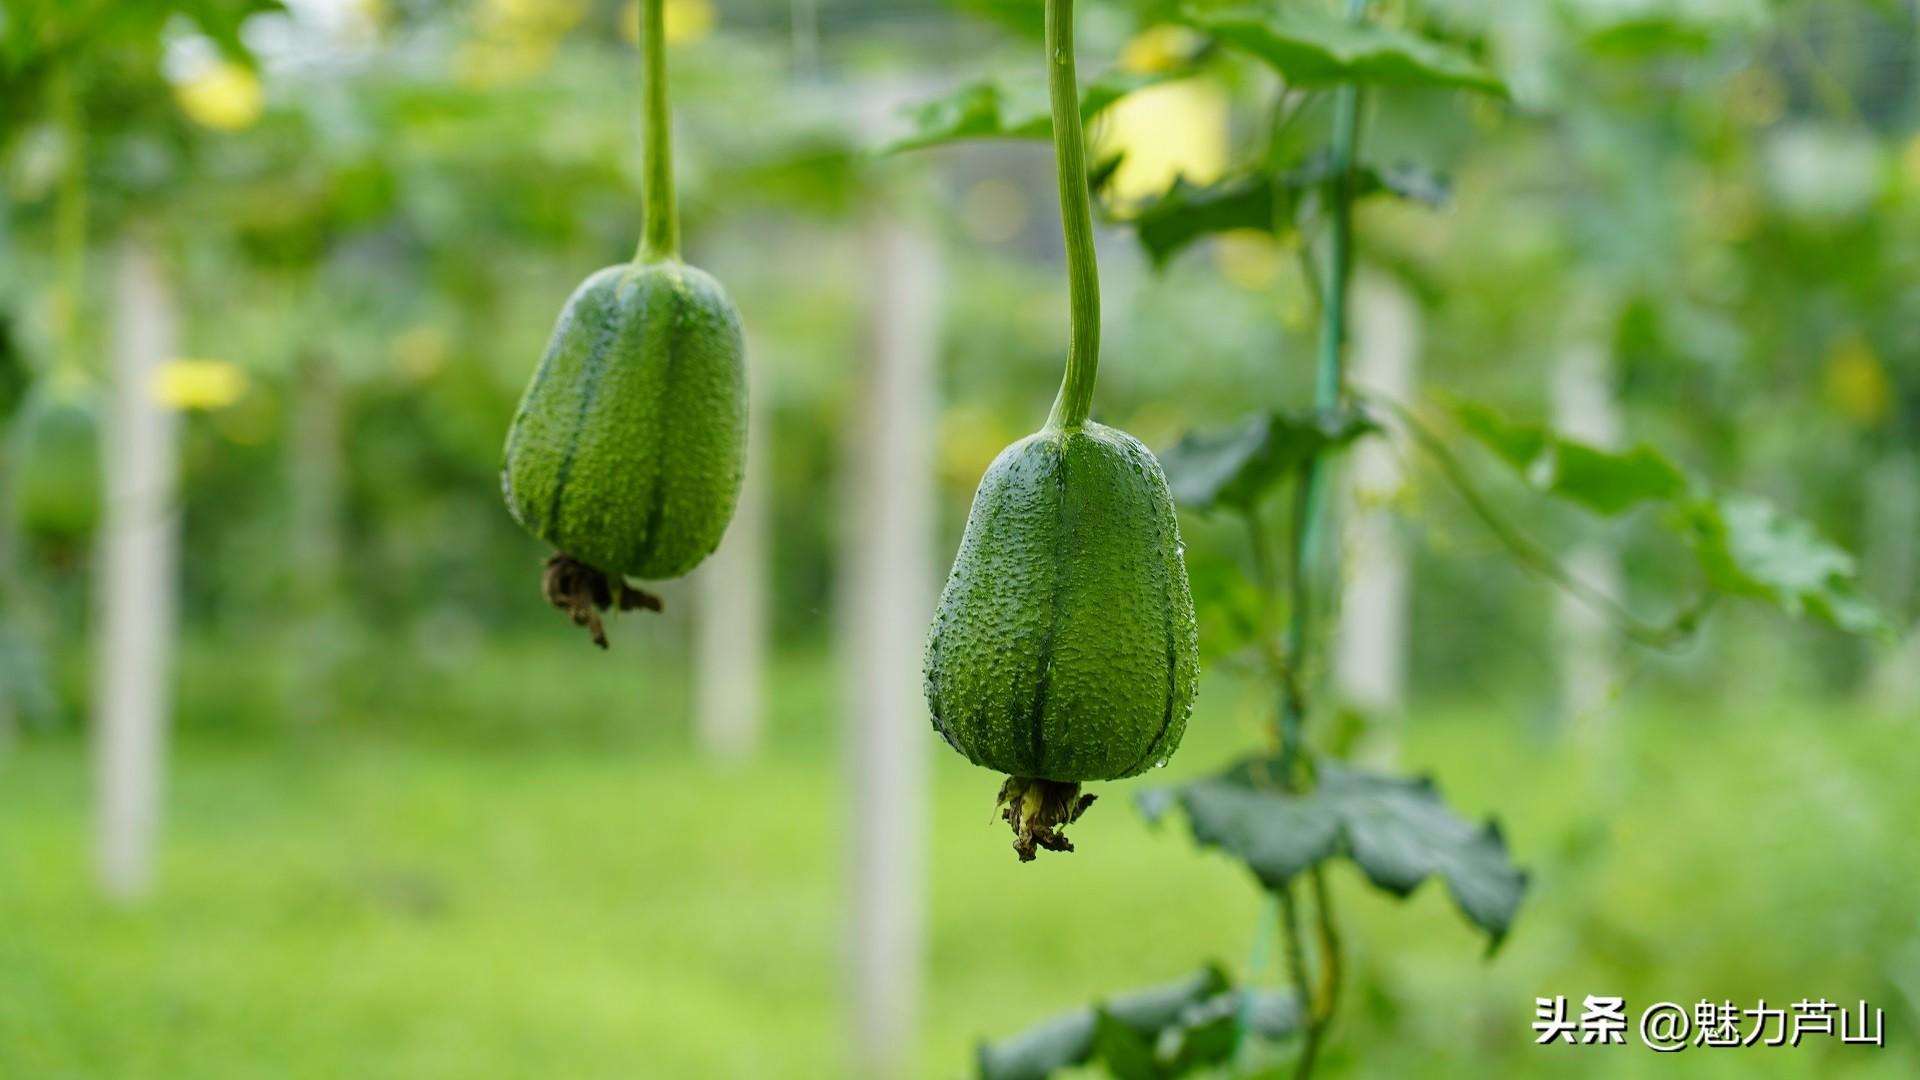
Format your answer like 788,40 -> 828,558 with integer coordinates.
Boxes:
1280,0 -> 1365,775
637,0 -> 679,262
1043,0 -> 1101,431
1271,1 -> 1367,1076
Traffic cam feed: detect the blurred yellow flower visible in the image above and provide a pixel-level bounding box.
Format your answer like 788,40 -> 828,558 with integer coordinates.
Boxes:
152,358 -> 249,412
460,0 -> 584,85
174,62 -> 264,132
485,0 -> 584,33
1092,79 -> 1227,204
1823,333 -> 1891,427
1119,26 -> 1196,75
621,0 -> 717,45
455,39 -> 557,88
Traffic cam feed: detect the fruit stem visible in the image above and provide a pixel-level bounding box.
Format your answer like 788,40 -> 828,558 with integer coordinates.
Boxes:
637,0 -> 679,263
1043,0 -> 1101,432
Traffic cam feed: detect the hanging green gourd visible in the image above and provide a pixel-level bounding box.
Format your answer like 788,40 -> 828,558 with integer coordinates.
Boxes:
7,373 -> 102,558
923,0 -> 1199,861
500,0 -> 748,649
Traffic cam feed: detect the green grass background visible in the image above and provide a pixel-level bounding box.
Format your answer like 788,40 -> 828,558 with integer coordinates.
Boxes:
2,636 -> 1915,1078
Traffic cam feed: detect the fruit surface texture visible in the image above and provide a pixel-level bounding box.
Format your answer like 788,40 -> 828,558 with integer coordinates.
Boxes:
925,421 -> 1199,784
501,259 -> 746,581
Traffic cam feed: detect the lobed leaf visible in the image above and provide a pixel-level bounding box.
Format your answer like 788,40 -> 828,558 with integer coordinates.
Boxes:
1129,157 -> 1449,267
1447,399 -> 1886,635
1453,401 -> 1687,516
1159,409 -> 1379,515
1185,7 -> 1507,96
1147,760 -> 1528,948
882,70 -> 1173,154
976,966 -> 1299,1080
1684,494 -> 1889,637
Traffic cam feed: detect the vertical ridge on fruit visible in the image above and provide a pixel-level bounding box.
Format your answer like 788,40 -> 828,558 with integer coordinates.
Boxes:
497,0 -> 747,649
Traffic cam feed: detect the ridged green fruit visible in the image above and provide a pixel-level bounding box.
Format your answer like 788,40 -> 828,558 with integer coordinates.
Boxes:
7,380 -> 102,548
925,420 -> 1199,859
501,260 -> 746,645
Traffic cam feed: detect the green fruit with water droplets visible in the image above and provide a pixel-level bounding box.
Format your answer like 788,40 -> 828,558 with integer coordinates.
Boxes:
500,260 -> 746,645
924,420 -> 1199,859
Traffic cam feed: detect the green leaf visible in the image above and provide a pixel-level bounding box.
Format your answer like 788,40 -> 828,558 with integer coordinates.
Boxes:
976,968 -> 1230,1080
882,70 -> 1171,154
1318,764 -> 1527,946
1158,409 -> 1379,514
1091,1010 -> 1162,1080
1453,401 -> 1688,516
1685,494 -> 1888,637
1443,400 -> 1886,638
1186,7 -> 1507,96
1166,778 -> 1344,885
1152,990 -> 1300,1073
1568,0 -> 1773,56
1152,760 -> 1527,947
1105,966 -> 1233,1032
977,1010 -> 1096,1080
1129,157 -> 1449,267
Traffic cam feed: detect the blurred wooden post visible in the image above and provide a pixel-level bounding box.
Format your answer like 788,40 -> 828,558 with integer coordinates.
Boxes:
1552,289 -> 1622,734
693,333 -> 769,762
841,99 -> 938,1077
1336,272 -> 1418,752
94,236 -> 181,901
1866,451 -> 1919,706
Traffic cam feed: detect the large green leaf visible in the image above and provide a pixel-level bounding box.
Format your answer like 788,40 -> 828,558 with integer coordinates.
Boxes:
882,70 -> 1170,154
1567,0 -> 1773,55
977,1009 -> 1096,1080
1159,409 -> 1379,514
1154,990 -> 1300,1073
1685,495 -> 1889,637
1453,401 -> 1689,516
1091,1011 -> 1161,1080
1130,157 -> 1448,267
1185,8 -> 1507,96
1147,760 -> 1528,948
977,966 -> 1299,1080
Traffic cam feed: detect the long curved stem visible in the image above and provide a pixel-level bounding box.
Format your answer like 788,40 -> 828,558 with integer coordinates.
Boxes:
1043,0 -> 1101,431
1277,885 -> 1315,1070
1368,393 -> 1709,648
637,0 -> 679,262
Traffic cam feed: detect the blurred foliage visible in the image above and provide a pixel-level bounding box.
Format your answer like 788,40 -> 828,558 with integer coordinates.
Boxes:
1,0 -> 1918,1071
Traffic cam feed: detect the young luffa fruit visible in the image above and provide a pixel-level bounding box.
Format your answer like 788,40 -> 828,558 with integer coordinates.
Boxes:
923,0 -> 1198,861
499,0 -> 746,648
